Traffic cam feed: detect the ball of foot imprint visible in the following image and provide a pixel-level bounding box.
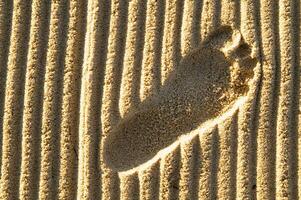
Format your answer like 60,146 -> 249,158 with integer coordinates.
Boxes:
103,26 -> 257,171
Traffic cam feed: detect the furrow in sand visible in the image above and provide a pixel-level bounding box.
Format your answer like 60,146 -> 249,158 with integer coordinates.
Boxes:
220,0 -> 240,27
119,0 -> 146,117
276,0 -> 299,198
256,0 -> 279,199
229,112 -> 239,199
196,0 -> 204,45
236,0 -> 262,199
160,0 -> 184,84
101,0 -> 128,199
94,0 -> 112,198
178,135 -> 201,200
19,1 -> 50,199
180,0 -> 197,56
0,0 -> 13,178
200,0 -> 221,40
57,0 -> 87,199
298,0 -> 301,197
77,0 -> 111,198
159,146 -> 180,200
197,127 -> 217,200
119,172 -> 139,200
38,1 -> 69,199
140,0 -> 165,101
0,0 -> 300,199
138,161 -> 160,200
77,0 -> 91,197
0,1 -> 32,199
216,112 -> 238,199
77,1 -> 110,199
289,0 -> 300,197
210,128 -> 219,200
101,0 -> 128,130
191,0 -> 203,49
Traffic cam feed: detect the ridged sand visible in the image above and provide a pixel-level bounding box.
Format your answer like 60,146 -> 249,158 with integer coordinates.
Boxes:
0,0 -> 300,199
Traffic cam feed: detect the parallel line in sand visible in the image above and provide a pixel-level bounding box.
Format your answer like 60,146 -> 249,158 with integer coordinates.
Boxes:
191,0 -> 203,48
119,0 -> 147,117
221,0 -> 240,28
138,161 -> 160,200
200,0 -> 221,40
216,113 -> 238,199
38,1 -> 69,199
181,0 -> 198,56
0,0 -> 13,179
217,2 -> 240,198
178,135 -> 200,200
247,0 -> 263,199
101,0 -> 129,199
289,0 -> 300,198
298,0 -> 301,197
119,172 -> 140,200
276,0 -> 298,198
159,146 -> 180,200
210,127 -> 219,200
256,0 -> 279,198
160,0 -> 184,84
19,0 -> 50,199
229,112 -> 239,199
140,0 -> 165,100
196,0 -> 204,44
236,0 -> 262,198
93,0 -> 112,198
198,127 -> 216,200
190,135 -> 201,200
219,3 -> 240,198
58,0 -> 87,199
180,0 -> 204,54
0,1 -> 32,199
78,0 -> 111,198
77,0 -> 92,197
77,0 -> 94,197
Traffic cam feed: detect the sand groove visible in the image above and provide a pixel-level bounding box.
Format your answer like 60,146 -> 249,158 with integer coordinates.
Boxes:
0,0 -> 13,182
19,0 -> 50,199
138,161 -> 160,200
256,0 -> 279,199
216,112 -> 238,199
276,0 -> 299,198
101,0 -> 128,199
235,0 -> 262,199
179,135 -> 200,200
0,0 -> 301,199
0,1 -> 32,199
38,1 -> 70,199
139,0 -> 165,101
119,0 -> 146,117
160,0 -> 183,84
77,0 -> 110,198
58,0 -> 87,199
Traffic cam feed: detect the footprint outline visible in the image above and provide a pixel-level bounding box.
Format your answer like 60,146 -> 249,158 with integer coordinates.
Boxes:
103,25 -> 259,171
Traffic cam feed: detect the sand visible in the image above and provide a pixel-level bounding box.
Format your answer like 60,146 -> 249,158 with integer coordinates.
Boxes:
0,0 -> 299,199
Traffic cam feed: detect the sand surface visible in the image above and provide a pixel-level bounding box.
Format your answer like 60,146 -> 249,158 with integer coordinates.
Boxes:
0,0 -> 300,199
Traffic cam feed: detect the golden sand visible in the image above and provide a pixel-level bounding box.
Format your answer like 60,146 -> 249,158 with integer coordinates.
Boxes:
0,0 -> 300,199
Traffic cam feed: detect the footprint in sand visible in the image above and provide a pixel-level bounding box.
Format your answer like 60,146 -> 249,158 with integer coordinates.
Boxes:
104,26 -> 258,171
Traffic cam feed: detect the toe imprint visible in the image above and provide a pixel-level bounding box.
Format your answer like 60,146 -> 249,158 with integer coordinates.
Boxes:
104,26 -> 258,171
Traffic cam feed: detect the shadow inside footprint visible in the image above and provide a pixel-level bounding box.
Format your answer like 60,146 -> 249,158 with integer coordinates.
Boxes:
103,26 -> 257,171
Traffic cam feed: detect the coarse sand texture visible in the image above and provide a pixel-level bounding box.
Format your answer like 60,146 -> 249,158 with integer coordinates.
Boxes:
0,0 -> 300,200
